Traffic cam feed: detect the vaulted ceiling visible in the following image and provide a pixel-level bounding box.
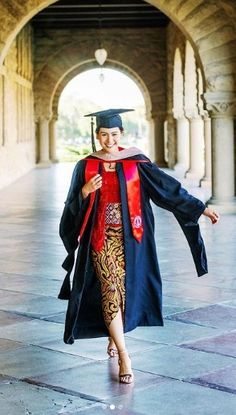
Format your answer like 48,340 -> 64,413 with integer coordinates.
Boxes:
32,0 -> 170,29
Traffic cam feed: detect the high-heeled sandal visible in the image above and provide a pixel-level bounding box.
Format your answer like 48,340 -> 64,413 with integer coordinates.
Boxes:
107,337 -> 118,358
118,350 -> 134,384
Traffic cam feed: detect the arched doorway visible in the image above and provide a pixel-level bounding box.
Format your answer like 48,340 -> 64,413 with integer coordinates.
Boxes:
54,67 -> 150,162
50,62 -> 154,159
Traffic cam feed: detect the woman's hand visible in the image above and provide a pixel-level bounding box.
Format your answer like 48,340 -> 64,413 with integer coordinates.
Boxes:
81,174 -> 102,199
202,207 -> 220,224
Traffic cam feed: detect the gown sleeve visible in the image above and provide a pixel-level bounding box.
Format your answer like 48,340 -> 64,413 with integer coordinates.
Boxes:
138,160 -> 208,277
59,159 -> 89,256
58,159 -> 91,299
138,160 -> 206,222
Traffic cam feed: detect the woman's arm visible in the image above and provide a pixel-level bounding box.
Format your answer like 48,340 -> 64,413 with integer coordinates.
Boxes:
138,161 -> 219,224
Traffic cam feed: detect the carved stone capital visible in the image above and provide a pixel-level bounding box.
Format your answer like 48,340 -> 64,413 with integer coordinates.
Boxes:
172,108 -> 184,120
203,92 -> 236,118
151,110 -> 166,121
184,108 -> 200,120
50,113 -> 58,123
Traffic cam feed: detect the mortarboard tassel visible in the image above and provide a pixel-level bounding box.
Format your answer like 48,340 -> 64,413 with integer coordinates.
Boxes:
91,116 -> 97,153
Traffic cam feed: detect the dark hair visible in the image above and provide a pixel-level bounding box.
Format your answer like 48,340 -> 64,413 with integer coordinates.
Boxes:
96,126 -> 124,134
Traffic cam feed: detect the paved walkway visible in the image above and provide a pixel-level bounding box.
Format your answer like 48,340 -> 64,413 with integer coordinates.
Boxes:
0,163 -> 235,415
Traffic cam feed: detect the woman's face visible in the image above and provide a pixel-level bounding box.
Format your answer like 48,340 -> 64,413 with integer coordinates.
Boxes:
96,127 -> 122,153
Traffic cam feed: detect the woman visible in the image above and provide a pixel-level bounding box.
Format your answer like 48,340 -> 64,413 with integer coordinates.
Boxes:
58,109 -> 220,385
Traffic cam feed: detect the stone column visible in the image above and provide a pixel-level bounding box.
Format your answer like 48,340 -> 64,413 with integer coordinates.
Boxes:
49,115 -> 58,163
152,111 -> 167,167
185,111 -> 205,180
200,112 -> 212,187
174,115 -> 190,173
204,92 -> 236,213
37,116 -> 51,167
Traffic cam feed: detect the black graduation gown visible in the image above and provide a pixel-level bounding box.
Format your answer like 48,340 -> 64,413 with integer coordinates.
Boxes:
58,153 -> 208,344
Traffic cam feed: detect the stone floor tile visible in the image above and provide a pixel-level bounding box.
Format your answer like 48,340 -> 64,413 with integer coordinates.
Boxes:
163,304 -> 202,316
101,380 -> 236,415
0,379 -> 94,415
189,365 -> 236,394
0,290 -> 66,318
0,338 -> 25,352
131,345 -> 235,380
0,319 -> 63,344
28,359 -> 168,401
40,336 -> 158,360
0,310 -> 32,326
0,274 -> 62,297
127,320 -> 223,345
0,163 -> 236,414
163,295 -> 210,308
162,281 -> 236,302
166,304 -> 236,329
162,270 -> 236,289
42,311 -> 66,324
222,299 -> 236,308
0,260 -> 60,279
162,297 -> 211,317
180,331 -> 236,358
0,345 -> 89,378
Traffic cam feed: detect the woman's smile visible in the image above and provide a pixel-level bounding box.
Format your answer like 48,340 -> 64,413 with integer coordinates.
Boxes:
96,127 -> 123,153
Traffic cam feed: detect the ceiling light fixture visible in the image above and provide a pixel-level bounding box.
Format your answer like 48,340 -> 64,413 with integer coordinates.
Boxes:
94,1 -> 108,67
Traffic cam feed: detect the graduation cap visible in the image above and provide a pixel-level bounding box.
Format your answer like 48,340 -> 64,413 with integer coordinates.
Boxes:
85,108 -> 134,152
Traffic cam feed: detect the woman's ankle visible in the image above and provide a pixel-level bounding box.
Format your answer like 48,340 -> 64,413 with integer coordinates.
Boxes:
118,349 -> 130,358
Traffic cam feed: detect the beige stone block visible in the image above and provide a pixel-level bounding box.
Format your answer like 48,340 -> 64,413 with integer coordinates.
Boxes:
201,40 -> 236,64
192,10 -> 226,40
196,24 -> 236,52
205,58 -> 236,76
206,74 -> 235,93
180,2 -> 219,27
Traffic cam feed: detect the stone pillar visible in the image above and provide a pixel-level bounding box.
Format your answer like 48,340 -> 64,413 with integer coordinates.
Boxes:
146,110 -> 155,161
185,112 -> 205,180
37,116 -> 51,167
152,111 -> 167,167
200,112 -> 212,187
204,92 -> 236,213
174,115 -> 190,172
49,115 -> 58,163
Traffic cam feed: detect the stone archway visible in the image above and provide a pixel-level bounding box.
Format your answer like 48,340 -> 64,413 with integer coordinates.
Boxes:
0,0 -> 235,95
49,60 -> 154,160
51,61 -> 152,120
33,29 -> 167,165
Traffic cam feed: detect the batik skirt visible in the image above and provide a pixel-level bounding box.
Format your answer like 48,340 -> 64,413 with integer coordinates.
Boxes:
91,225 -> 126,328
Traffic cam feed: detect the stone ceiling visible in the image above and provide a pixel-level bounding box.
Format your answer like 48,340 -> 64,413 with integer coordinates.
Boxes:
31,0 -> 170,29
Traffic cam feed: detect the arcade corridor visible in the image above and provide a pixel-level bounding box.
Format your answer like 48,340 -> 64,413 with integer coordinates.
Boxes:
0,163 -> 235,414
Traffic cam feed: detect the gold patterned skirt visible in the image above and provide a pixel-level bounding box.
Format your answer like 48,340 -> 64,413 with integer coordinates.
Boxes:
91,225 -> 125,328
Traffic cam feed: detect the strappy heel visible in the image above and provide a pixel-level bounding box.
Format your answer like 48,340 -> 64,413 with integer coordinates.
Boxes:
107,337 -> 118,358
118,350 -> 134,384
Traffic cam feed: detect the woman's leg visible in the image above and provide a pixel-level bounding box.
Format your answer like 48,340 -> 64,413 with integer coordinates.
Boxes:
108,307 -> 133,384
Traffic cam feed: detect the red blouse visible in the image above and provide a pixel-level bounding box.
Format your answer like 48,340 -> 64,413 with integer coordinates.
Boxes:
91,164 -> 122,251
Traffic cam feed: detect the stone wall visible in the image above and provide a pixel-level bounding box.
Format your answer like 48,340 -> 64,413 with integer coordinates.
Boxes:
0,24 -> 35,189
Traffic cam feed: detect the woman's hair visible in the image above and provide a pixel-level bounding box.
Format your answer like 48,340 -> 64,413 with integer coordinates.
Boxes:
96,126 -> 124,134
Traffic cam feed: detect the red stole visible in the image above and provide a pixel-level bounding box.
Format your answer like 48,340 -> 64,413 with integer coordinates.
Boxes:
78,158 -> 147,244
